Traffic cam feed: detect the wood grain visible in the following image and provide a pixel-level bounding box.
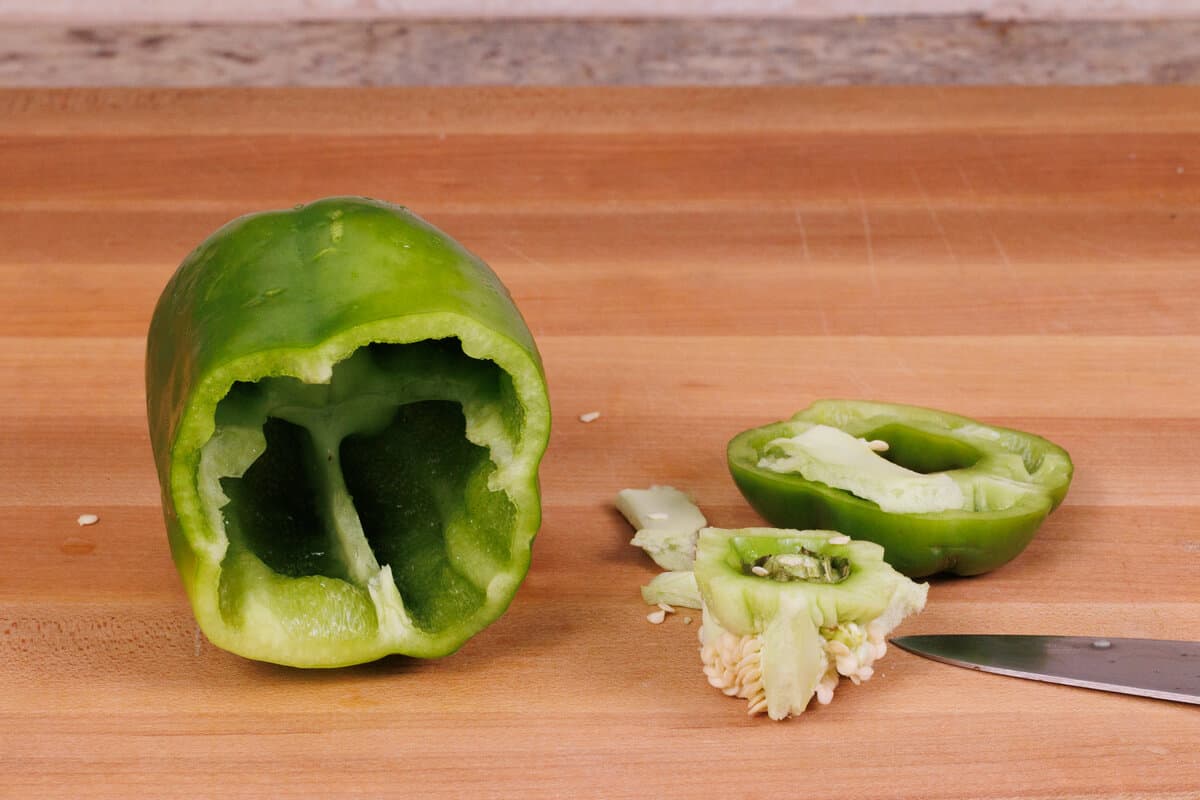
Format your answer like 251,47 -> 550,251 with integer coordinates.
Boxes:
1,88 -> 1198,799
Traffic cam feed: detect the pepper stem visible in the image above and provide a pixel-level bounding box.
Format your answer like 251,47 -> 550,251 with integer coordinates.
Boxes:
750,549 -> 851,584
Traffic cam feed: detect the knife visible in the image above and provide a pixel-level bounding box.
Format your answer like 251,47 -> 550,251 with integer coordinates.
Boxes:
891,634 -> 1200,705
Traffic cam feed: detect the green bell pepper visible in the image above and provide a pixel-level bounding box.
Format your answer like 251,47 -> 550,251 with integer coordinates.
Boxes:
727,400 -> 1072,578
146,197 -> 551,667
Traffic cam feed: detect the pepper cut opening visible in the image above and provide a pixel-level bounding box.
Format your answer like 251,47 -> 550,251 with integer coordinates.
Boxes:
207,338 -> 521,638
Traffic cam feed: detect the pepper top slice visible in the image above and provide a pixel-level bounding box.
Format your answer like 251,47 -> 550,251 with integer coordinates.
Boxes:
146,197 -> 551,666
695,527 -> 928,719
727,400 -> 1073,577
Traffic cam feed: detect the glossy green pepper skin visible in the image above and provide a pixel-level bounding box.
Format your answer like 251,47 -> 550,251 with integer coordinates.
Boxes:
146,197 -> 551,667
727,400 -> 1072,578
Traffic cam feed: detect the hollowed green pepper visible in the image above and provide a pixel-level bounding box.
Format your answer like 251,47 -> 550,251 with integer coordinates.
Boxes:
146,197 -> 551,667
727,400 -> 1072,577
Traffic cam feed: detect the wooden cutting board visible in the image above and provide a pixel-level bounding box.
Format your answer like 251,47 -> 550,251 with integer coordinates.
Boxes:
2,87 -> 1198,799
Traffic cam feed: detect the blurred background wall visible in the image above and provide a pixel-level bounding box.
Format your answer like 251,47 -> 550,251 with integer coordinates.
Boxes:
2,1 -> 1199,85
5,1 -> 1200,22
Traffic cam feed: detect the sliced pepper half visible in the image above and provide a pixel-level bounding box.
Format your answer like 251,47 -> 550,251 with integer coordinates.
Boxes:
146,197 -> 551,667
727,400 -> 1073,577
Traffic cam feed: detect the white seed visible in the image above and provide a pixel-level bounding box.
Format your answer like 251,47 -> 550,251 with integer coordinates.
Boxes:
646,609 -> 667,624
76,513 -> 99,526
828,534 -> 851,545
827,640 -> 852,657
737,666 -> 763,684
865,439 -> 890,452
578,411 -> 601,423
751,565 -> 770,577
657,602 -> 675,614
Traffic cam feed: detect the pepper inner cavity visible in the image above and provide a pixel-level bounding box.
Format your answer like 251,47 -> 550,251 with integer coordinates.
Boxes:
220,417 -> 354,582
207,339 -> 519,635
861,423 -> 982,475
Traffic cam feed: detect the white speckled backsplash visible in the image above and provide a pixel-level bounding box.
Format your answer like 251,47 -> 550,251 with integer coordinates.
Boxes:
2,17 -> 1199,86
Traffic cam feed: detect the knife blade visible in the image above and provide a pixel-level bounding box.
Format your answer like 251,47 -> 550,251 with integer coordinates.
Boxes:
891,634 -> 1200,705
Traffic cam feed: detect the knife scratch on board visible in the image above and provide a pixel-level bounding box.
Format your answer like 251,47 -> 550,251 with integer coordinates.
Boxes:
851,170 -> 879,296
909,166 -> 962,277
792,206 -> 811,261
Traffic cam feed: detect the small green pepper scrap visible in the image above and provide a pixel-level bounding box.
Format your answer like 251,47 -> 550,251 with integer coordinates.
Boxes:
146,197 -> 551,667
727,400 -> 1073,577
